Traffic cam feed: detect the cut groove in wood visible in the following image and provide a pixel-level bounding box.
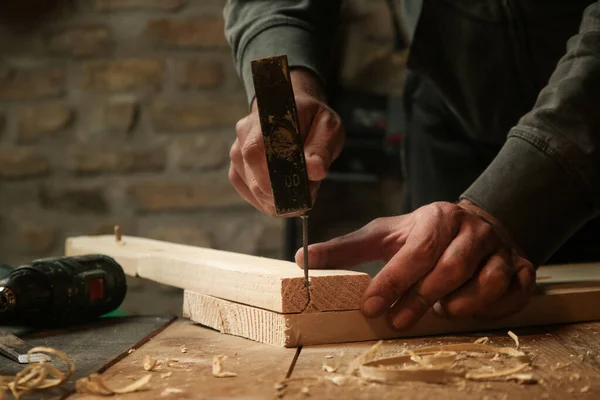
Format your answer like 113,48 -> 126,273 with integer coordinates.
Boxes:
183,265 -> 600,347
65,235 -> 370,314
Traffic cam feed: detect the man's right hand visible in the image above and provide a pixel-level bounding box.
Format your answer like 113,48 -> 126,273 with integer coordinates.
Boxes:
228,68 -> 345,216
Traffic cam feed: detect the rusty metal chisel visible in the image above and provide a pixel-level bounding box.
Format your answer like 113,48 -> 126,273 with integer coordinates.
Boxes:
250,55 -> 313,287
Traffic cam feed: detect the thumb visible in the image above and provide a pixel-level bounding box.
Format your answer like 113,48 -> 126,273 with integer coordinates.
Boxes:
294,219 -> 390,270
304,110 -> 344,182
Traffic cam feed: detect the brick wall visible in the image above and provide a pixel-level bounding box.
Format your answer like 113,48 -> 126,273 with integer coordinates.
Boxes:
0,0 -> 283,316
0,0 -> 406,316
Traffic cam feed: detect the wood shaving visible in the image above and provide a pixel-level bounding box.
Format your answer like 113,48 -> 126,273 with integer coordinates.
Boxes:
581,385 -> 590,393
325,355 -> 334,359
474,337 -> 490,345
508,331 -> 520,349
212,355 -> 237,378
144,355 -> 158,371
161,387 -> 184,396
326,374 -> 349,386
180,345 -> 187,353
75,373 -> 151,396
358,342 -> 533,385
301,386 -> 310,395
321,352 -> 344,373
552,361 -> 572,370
346,341 -> 382,375
466,363 -> 528,380
1,346 -> 74,399
569,372 -> 581,381
160,372 -> 172,379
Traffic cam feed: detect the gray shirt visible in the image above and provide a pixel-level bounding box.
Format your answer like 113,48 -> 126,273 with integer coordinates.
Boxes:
222,0 -> 600,266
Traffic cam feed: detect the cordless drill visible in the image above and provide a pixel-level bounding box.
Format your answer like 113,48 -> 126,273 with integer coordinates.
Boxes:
0,254 -> 127,326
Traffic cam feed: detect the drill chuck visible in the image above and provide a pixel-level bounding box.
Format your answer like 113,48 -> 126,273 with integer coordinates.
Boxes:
0,254 -> 127,326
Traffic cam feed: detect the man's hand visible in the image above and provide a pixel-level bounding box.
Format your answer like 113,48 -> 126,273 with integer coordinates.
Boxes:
228,68 -> 345,216
295,201 -> 536,330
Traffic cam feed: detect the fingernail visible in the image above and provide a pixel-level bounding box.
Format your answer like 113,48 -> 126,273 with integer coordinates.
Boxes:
362,296 -> 386,318
433,301 -> 447,318
390,308 -> 414,330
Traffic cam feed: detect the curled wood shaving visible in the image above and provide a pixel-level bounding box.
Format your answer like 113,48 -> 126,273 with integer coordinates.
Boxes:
358,342 -> 533,385
465,363 -> 528,380
346,341 -> 382,375
4,346 -> 74,399
144,355 -> 158,371
212,355 -> 237,378
474,337 -> 490,345
75,373 -> 152,396
508,331 -> 520,349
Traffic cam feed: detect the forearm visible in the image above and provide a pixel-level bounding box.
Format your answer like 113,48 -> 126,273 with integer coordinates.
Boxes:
223,0 -> 341,104
461,1 -> 600,265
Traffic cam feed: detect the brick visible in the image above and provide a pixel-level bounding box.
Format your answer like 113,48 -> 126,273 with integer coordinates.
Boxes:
179,59 -> 223,89
96,0 -> 187,11
40,186 -> 109,213
146,18 -> 227,48
70,146 -> 166,174
129,178 -> 246,211
17,103 -> 73,144
105,99 -> 138,133
152,101 -> 246,132
16,223 -> 56,254
82,59 -> 163,92
172,135 -> 230,171
146,226 -> 212,247
0,149 -> 51,179
0,66 -> 64,100
46,25 -> 112,57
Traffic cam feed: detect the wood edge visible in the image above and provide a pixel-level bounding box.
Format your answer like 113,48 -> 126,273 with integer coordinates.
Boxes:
183,286 -> 600,347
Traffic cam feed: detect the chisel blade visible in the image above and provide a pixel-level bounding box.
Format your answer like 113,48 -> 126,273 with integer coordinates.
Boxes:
0,330 -> 50,364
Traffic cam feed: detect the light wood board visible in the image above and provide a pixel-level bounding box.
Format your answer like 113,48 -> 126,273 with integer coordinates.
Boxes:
65,235 -> 370,313
183,263 -> 600,346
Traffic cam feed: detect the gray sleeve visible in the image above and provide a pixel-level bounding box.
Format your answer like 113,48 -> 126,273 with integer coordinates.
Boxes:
223,0 -> 341,104
461,1 -> 600,266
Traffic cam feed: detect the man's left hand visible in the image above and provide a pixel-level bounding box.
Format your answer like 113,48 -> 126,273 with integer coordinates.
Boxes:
295,201 -> 536,330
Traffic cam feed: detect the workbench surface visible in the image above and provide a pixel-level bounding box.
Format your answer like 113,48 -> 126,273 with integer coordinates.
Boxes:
67,318 -> 600,400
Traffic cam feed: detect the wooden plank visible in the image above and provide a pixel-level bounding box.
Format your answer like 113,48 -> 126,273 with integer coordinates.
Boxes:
288,325 -> 600,399
183,277 -> 600,346
65,235 -> 370,314
67,319 -> 297,400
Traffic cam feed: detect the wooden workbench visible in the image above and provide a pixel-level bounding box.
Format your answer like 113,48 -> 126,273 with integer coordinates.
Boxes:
66,318 -> 600,400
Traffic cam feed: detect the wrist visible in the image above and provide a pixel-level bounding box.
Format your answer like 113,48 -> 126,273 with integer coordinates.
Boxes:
251,67 -> 327,113
457,199 -> 527,259
290,67 -> 327,102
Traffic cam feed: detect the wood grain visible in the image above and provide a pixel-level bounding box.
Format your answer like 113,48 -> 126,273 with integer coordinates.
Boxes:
65,234 -> 370,314
183,279 -> 600,346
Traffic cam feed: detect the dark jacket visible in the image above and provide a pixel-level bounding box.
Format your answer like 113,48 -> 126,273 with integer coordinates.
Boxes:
223,0 -> 600,266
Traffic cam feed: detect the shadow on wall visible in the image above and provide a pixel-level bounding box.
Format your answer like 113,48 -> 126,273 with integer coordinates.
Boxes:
0,0 -> 74,32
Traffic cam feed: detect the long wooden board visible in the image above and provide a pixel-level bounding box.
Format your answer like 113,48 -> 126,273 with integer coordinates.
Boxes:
183,263 -> 600,347
65,235 -> 370,313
